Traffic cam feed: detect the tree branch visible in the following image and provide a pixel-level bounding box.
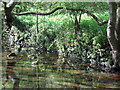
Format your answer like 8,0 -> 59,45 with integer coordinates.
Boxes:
3,0 -> 18,12
14,7 -> 108,26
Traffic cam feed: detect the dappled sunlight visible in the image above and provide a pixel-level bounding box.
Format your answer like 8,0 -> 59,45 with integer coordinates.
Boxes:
1,51 -> 120,89
2,1 -> 120,89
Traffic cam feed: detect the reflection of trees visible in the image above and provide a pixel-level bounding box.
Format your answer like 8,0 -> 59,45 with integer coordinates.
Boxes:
2,58 -> 20,90
56,55 -> 85,71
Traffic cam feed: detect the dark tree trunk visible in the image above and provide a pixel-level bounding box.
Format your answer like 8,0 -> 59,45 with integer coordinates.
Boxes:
107,1 -> 120,71
3,1 -> 27,32
3,1 -> 17,30
74,15 -> 80,39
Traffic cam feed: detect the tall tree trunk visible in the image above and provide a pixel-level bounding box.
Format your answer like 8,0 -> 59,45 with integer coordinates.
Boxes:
107,1 -> 120,71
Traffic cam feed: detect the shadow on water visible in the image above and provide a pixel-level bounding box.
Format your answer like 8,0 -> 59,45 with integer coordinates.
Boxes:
1,49 -> 120,89
2,53 -> 20,90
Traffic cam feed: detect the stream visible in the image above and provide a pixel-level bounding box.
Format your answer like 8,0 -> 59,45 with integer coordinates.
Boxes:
1,49 -> 120,89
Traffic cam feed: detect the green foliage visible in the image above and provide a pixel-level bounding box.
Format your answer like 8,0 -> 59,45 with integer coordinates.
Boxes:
9,2 -> 110,64
15,10 -> 109,61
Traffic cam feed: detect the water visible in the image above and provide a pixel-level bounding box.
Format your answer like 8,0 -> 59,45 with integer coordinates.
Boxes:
1,50 -> 120,89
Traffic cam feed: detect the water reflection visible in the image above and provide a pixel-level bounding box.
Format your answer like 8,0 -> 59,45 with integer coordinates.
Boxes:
2,53 -> 20,90
2,51 -> 120,89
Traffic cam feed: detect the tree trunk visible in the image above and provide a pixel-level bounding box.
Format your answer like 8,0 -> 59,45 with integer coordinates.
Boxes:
107,1 -> 120,71
3,0 -> 27,32
3,1 -> 17,30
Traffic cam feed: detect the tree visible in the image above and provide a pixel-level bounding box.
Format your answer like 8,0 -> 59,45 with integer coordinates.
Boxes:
3,0 -> 18,30
2,0 -> 120,71
107,1 -> 120,71
3,0 -> 28,32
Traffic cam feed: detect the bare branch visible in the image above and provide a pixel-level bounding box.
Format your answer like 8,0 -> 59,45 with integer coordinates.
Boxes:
14,7 -> 64,15
14,7 -> 108,26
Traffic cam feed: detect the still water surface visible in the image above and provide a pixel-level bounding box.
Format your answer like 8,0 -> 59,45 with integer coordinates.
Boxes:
1,51 -> 120,89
